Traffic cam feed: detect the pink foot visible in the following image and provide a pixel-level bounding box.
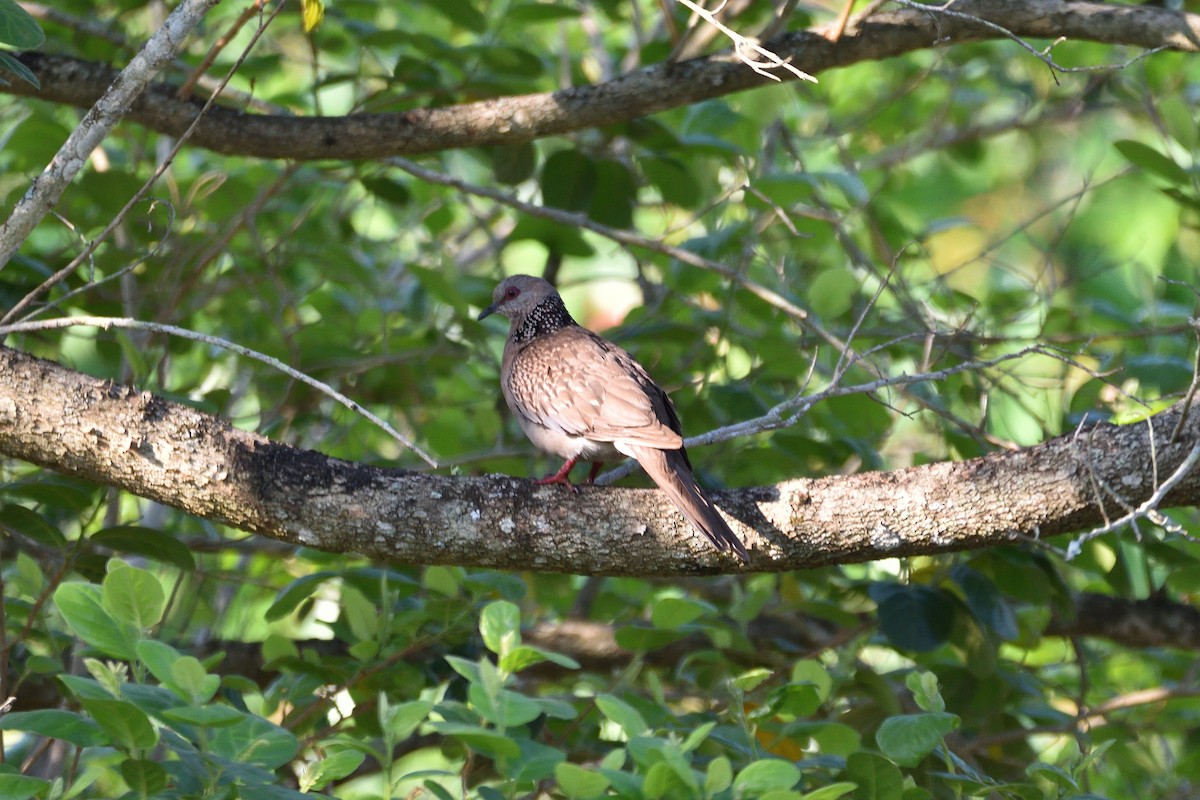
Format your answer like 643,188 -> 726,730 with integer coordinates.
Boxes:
533,458 -> 580,493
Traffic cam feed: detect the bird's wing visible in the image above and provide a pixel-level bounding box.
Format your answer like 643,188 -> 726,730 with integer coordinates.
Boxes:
505,327 -> 684,450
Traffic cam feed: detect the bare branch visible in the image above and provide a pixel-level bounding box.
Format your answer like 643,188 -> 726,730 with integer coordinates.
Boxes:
674,0 -> 818,82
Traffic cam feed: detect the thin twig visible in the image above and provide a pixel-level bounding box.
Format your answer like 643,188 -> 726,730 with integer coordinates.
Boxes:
674,0 -> 817,82
0,316 -> 438,468
598,344 -> 1057,483
1065,443 -> 1200,559
1170,316 -> 1200,444
892,0 -> 1169,77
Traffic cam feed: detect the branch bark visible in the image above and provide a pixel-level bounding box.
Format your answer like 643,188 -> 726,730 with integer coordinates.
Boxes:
1,345 -> 1197,576
7,0 -> 1198,161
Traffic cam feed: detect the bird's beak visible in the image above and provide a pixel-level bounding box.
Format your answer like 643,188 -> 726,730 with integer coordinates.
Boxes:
477,303 -> 498,321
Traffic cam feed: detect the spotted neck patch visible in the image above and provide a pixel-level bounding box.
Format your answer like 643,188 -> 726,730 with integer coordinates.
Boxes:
513,293 -> 577,343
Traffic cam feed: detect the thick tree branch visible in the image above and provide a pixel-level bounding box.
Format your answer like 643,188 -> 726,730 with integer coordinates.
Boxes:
7,0 -> 1198,161
0,345 -> 1197,576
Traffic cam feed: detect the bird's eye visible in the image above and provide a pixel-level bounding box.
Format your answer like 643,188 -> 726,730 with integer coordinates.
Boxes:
504,286 -> 520,299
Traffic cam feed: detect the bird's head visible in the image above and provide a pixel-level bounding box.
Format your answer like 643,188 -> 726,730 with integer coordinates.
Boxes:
477,274 -> 557,322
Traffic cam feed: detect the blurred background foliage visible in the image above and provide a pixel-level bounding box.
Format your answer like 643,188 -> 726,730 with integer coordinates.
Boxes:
1,0 -> 1199,797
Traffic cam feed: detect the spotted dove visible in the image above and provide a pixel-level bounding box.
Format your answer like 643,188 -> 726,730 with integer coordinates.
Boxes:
478,274 -> 749,562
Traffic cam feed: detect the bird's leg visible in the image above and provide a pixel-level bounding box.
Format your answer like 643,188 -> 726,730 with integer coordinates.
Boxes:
584,462 -> 604,484
533,457 -> 579,492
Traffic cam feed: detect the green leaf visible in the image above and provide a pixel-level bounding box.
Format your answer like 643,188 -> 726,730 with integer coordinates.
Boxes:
644,761 -> 686,799
595,694 -> 648,738
382,698 -> 433,741
505,739 -> 567,782
952,566 -> 1018,641
588,158 -> 637,228
419,0 -> 487,31
0,709 -> 105,747
266,571 -> 336,621
207,712 -> 299,768
136,639 -> 183,687
875,713 -> 959,767
641,156 -> 702,208
732,667 -> 774,692
791,660 -> 833,702
505,3 -> 581,23
733,759 -> 802,793
844,752 -> 904,800
57,674 -> 112,702
499,644 -> 580,672
0,0 -> 45,49
1114,140 -> 1189,185
705,756 -> 733,794
121,758 -> 168,795
800,782 -> 858,800
172,656 -> 220,704
810,266 -> 857,320
427,721 -> 522,758
1026,762 -> 1079,791
0,774 -> 51,800
542,149 -> 596,211
681,721 -> 716,751
54,582 -> 138,660
0,504 -> 64,547
870,583 -> 956,652
470,684 -> 542,728
904,671 -> 945,714
0,47 -> 37,86
79,698 -> 158,752
90,525 -> 195,570
555,762 -> 611,799
360,176 -> 411,207
535,697 -> 578,720
161,705 -> 245,727
650,596 -> 711,629
487,142 -> 537,185
810,722 -> 861,757
444,654 -> 482,683
480,599 -> 521,658
102,564 -> 165,630
340,585 -> 378,641
302,750 -> 365,791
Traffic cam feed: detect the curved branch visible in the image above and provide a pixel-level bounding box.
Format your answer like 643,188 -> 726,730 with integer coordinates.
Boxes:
8,0 -> 1199,161
0,345 -> 1197,576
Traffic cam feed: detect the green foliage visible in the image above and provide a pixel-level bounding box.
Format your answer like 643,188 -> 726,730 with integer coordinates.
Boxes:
1,0 -> 1199,797
0,0 -> 43,88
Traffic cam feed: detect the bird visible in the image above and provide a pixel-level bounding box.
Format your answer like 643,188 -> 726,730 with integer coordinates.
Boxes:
477,274 -> 749,562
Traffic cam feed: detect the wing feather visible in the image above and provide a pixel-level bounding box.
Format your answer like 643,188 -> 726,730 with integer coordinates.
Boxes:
505,327 -> 684,449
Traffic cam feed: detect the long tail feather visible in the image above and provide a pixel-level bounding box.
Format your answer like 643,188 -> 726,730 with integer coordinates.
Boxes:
629,445 -> 750,563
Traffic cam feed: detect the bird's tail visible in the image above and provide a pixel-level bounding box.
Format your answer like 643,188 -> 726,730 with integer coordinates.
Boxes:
629,445 -> 750,563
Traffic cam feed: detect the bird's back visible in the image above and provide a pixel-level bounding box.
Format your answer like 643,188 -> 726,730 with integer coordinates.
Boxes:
503,325 -> 685,453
